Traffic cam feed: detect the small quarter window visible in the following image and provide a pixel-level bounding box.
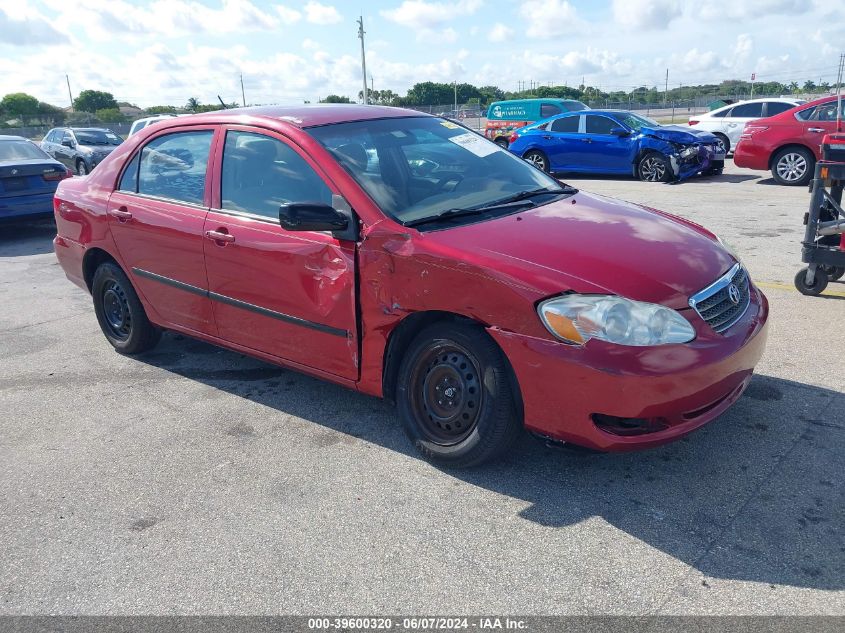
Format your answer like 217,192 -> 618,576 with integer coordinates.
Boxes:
118,152 -> 140,193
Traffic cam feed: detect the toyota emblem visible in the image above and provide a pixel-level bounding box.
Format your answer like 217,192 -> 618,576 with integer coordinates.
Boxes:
728,283 -> 741,305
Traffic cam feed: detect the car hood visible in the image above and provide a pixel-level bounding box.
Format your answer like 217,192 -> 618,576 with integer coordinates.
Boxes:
641,125 -> 718,144
80,144 -> 119,154
428,191 -> 735,309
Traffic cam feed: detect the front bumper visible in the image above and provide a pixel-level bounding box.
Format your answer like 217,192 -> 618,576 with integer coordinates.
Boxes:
489,285 -> 769,451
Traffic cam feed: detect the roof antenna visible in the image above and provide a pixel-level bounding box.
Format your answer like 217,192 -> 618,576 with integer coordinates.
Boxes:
217,95 -> 228,109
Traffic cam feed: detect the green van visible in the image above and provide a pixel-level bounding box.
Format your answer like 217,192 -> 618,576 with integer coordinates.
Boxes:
484,98 -> 589,147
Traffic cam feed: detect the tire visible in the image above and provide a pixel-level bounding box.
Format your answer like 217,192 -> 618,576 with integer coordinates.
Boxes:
494,137 -> 509,149
706,159 -> 725,176
92,262 -> 161,354
76,160 -> 88,176
714,133 -> 730,155
638,152 -> 672,182
821,265 -> 845,281
523,149 -> 550,173
395,321 -> 522,468
794,267 -> 828,296
772,147 -> 814,186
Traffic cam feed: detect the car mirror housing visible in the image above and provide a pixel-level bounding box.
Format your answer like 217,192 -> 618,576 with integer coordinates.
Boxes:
61,140 -> 75,148
610,127 -> 630,137
279,202 -> 349,233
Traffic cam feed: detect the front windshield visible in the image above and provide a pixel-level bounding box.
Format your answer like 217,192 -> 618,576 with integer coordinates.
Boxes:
0,140 -> 50,161
75,130 -> 122,146
619,112 -> 660,131
307,116 -> 564,225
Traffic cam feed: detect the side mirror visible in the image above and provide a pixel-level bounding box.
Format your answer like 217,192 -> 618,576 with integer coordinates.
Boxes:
61,139 -> 75,148
610,127 -> 630,137
279,202 -> 349,233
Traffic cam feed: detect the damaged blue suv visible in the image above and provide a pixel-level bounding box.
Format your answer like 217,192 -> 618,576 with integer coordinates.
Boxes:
507,109 -> 724,182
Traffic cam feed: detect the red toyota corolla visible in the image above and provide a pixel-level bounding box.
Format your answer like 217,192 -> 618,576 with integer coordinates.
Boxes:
53,105 -> 768,467
734,95 -> 842,186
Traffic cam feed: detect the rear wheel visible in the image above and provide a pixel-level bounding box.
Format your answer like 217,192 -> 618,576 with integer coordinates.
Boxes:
395,321 -> 522,467
523,149 -> 550,173
772,147 -> 814,186
794,267 -> 829,296
638,152 -> 672,182
92,262 -> 161,354
494,137 -> 509,149
714,133 -> 730,155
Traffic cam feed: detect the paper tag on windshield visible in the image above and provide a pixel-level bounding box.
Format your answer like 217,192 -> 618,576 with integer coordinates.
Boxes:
448,132 -> 499,157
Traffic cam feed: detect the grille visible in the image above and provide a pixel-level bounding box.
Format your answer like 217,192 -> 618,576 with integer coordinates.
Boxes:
689,264 -> 751,334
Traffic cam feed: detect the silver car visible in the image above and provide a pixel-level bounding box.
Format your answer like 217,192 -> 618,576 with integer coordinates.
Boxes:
688,98 -> 803,154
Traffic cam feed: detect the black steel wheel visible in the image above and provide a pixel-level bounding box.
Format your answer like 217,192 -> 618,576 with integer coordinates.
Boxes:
821,265 -> 844,281
396,321 -> 522,467
523,150 -> 550,173
92,262 -> 161,354
794,267 -> 828,296
638,152 -> 672,182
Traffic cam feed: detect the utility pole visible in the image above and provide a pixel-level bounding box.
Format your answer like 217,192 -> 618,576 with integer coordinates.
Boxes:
454,80 -> 457,113
65,74 -> 74,111
357,16 -> 368,104
836,52 -> 844,133
664,68 -> 669,106
240,73 -> 246,106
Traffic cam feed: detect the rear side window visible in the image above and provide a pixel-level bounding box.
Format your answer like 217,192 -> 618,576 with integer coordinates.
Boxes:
221,130 -> 332,220
118,152 -> 141,192
728,103 -> 764,118
540,103 -> 562,118
765,102 -> 794,116
710,109 -> 729,117
551,116 -> 579,133
137,130 -> 213,205
585,115 -> 617,135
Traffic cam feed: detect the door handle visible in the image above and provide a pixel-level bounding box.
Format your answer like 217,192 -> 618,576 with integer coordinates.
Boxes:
205,229 -> 235,244
542,135 -> 552,140
808,127 -> 825,133
580,138 -> 592,143
108,207 -> 133,221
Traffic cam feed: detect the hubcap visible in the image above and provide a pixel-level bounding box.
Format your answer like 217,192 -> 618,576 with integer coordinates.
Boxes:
102,280 -> 131,340
527,153 -> 546,170
410,343 -> 482,445
78,162 -> 87,175
776,153 -> 807,182
715,138 -> 727,154
640,157 -> 665,181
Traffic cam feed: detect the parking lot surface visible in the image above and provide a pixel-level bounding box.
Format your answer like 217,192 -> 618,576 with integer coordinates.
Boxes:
1,161 -> 843,615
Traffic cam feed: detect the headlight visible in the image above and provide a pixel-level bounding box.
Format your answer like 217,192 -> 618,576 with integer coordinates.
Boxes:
679,145 -> 698,159
537,295 -> 696,346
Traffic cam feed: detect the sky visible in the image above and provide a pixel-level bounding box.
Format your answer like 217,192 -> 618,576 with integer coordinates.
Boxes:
1,0 -> 843,109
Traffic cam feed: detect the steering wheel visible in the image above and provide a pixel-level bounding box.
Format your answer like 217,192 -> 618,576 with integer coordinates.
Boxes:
435,174 -> 464,192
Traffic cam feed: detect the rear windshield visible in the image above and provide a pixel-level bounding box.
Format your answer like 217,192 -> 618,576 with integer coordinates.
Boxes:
0,140 -> 50,161
75,130 -> 122,146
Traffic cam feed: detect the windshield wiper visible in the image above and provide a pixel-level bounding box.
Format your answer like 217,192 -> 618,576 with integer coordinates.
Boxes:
404,207 -> 492,228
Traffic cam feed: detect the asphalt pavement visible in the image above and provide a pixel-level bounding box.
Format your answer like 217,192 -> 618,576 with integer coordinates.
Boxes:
0,161 -> 842,615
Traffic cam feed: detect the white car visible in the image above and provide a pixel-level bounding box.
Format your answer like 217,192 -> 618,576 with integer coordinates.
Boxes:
688,98 -> 804,154
128,114 -> 183,137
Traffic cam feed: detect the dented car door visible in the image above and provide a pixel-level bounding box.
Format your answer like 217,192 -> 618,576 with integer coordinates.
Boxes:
202,126 -> 358,380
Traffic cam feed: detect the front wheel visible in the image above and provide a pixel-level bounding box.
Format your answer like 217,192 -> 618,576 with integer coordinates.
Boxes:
772,147 -> 814,186
638,152 -> 672,182
794,267 -> 828,296
523,150 -> 550,173
395,322 -> 522,467
76,160 -> 89,176
92,262 -> 161,354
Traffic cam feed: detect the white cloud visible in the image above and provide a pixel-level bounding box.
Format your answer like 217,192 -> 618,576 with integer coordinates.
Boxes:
488,23 -> 514,43
381,0 -> 482,29
522,0 -> 580,38
0,4 -> 69,46
276,6 -> 302,23
303,2 -> 342,25
611,0 -> 682,30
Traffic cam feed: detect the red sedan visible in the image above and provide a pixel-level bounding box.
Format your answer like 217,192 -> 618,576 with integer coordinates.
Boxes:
734,95 -> 842,185
53,105 -> 768,466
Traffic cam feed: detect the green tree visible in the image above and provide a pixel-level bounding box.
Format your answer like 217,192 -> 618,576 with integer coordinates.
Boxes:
95,108 -> 126,123
321,94 -> 352,103
37,101 -> 65,125
185,97 -> 200,112
1,92 -> 39,118
803,80 -> 817,92
146,105 -> 177,114
73,89 -> 118,113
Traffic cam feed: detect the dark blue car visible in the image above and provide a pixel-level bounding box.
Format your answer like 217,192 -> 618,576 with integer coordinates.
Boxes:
507,110 -> 725,182
0,135 -> 71,223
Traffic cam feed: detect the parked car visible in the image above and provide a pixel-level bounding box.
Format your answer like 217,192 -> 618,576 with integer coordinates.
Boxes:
40,127 -> 123,175
733,96 -> 842,186
485,98 -> 589,147
688,98 -> 804,154
508,110 -> 725,181
53,105 -> 768,467
0,135 -> 71,222
128,114 -> 179,136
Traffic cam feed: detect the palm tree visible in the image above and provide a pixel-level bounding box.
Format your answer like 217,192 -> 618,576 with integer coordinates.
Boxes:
185,97 -> 200,112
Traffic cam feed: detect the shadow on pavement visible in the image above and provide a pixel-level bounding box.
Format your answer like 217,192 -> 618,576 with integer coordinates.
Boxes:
136,333 -> 844,591
0,221 -> 56,257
